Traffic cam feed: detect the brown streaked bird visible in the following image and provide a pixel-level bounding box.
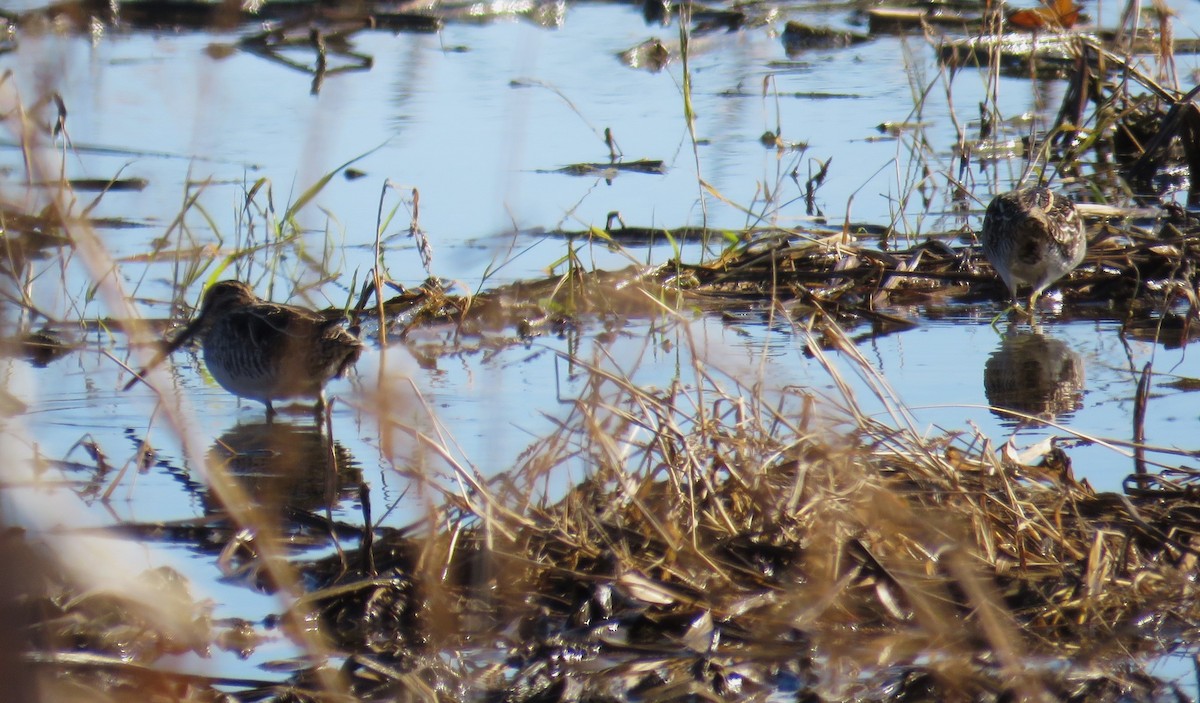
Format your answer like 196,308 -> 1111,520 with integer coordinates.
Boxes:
125,281 -> 363,414
981,187 -> 1086,312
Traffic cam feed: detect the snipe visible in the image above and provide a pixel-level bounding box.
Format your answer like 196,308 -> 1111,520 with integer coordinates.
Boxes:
126,281 -> 363,414
981,187 -> 1086,313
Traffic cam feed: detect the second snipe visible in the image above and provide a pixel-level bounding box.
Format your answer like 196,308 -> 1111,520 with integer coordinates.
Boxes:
981,186 -> 1086,313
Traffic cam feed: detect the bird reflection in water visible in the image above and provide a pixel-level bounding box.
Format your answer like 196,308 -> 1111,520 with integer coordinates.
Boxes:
983,325 -> 1085,425
207,420 -> 362,516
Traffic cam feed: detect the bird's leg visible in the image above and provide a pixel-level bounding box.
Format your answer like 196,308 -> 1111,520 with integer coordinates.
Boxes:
990,289 -> 1024,329
1024,291 -> 1042,322
317,394 -> 332,435
990,305 -> 1020,329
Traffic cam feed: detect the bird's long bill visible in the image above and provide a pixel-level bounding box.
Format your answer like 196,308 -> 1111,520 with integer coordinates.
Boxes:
121,319 -> 204,392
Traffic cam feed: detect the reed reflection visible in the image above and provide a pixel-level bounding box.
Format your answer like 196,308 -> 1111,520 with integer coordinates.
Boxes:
983,325 -> 1084,424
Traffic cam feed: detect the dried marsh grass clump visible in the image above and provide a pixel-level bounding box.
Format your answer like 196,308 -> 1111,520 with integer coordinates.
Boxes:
437,356 -> 1200,702
365,220 -> 1200,352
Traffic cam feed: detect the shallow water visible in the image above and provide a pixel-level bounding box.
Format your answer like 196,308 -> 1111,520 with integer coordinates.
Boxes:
2,0 -> 1200,693
13,0 -> 1188,292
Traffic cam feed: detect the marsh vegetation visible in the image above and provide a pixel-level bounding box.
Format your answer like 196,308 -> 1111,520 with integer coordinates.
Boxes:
2,0 -> 1200,700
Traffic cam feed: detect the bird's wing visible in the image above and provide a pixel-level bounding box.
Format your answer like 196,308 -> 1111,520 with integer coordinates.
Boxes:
233,304 -> 321,344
